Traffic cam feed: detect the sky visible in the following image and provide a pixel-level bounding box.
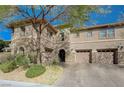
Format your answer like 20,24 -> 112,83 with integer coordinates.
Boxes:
0,5 -> 124,41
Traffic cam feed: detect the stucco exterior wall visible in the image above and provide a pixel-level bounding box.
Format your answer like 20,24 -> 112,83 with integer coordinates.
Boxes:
68,26 -> 124,64
69,26 -> 124,52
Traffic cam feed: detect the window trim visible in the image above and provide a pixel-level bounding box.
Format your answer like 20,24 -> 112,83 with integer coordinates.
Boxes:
87,31 -> 92,39
99,29 -> 107,39
107,28 -> 115,39
60,32 -> 65,41
99,28 -> 115,39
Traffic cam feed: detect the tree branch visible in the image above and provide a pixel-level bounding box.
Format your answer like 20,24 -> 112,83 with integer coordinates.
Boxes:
40,10 -> 65,31
44,5 -> 55,16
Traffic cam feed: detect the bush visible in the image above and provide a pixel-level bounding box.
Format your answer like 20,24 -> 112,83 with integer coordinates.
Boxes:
15,55 -> 30,67
0,61 -> 17,73
28,53 -> 37,64
26,65 -> 46,78
7,54 -> 15,61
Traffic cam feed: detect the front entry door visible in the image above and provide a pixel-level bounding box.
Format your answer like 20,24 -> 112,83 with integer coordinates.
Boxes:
59,49 -> 65,62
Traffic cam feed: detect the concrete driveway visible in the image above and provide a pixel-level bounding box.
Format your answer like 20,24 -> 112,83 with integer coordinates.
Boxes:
55,63 -> 124,87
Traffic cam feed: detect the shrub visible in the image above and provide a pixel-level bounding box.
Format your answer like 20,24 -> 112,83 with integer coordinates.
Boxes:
28,53 -> 37,64
7,54 -> 15,61
26,65 -> 46,78
15,55 -> 30,67
0,61 -> 17,73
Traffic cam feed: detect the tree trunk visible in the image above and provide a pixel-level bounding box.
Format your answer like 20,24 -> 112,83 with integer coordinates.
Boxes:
36,31 -> 42,64
37,50 -> 42,64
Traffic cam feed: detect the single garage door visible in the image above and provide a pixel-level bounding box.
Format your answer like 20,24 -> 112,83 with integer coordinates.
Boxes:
96,48 -> 118,64
76,49 -> 92,63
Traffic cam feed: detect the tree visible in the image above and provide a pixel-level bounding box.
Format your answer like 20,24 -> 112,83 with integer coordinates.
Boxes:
6,5 -> 108,64
0,5 -> 15,21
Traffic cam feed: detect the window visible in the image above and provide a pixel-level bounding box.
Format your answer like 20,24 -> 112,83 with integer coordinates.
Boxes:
60,32 -> 64,41
20,26 -> 25,31
99,28 -> 115,39
20,26 -> 25,36
87,32 -> 92,38
107,28 -> 115,38
76,32 -> 80,37
50,32 -> 53,37
99,30 -> 107,39
73,32 -> 80,38
47,31 -> 53,38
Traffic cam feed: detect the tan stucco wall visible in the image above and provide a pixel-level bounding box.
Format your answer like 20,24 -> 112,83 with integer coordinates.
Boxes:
68,26 -> 124,64
69,26 -> 124,51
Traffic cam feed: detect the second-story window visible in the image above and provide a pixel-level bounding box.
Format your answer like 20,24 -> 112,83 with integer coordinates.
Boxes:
99,30 -> 107,39
20,26 -> 25,36
20,26 -> 25,32
99,28 -> 115,39
76,32 -> 80,37
50,32 -> 53,37
107,28 -> 115,39
87,32 -> 92,39
60,32 -> 64,41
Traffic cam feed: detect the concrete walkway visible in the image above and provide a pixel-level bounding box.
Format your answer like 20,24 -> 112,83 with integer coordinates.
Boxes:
55,63 -> 124,87
0,79 -> 49,87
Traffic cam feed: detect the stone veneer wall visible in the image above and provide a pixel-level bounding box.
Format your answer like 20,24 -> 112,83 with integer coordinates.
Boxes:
118,52 -> 124,64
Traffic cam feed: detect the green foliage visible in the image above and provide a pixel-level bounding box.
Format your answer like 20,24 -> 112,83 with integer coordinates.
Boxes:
26,65 -> 46,78
56,24 -> 72,29
65,6 -> 97,26
6,54 -> 15,61
15,55 -> 30,68
0,61 -> 17,73
28,53 -> 37,64
0,5 -> 15,20
0,54 -> 31,73
65,6 -> 111,28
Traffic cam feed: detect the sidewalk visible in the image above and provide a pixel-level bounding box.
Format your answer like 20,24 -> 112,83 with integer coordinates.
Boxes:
0,79 -> 49,87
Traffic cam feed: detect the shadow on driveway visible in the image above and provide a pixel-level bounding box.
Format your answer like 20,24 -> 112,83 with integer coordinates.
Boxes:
55,63 -> 124,87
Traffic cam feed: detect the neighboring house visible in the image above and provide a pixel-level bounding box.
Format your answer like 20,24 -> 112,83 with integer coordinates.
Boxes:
7,19 -> 124,64
68,22 -> 124,64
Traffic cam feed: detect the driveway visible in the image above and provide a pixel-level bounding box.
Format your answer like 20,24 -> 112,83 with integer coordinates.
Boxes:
55,63 -> 124,87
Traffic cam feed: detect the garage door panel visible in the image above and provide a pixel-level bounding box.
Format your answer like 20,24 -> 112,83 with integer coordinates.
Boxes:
96,52 -> 113,64
76,52 -> 90,63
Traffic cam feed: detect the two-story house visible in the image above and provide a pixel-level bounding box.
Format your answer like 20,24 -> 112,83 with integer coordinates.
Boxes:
7,19 -> 124,65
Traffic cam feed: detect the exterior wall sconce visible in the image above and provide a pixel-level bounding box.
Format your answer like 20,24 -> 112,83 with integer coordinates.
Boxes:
117,43 -> 124,50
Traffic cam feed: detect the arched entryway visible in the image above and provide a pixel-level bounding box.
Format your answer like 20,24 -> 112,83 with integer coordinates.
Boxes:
59,49 -> 65,62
